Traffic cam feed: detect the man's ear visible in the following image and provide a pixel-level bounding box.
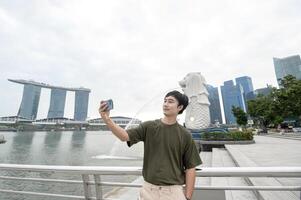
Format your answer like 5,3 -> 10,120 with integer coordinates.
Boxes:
178,105 -> 183,112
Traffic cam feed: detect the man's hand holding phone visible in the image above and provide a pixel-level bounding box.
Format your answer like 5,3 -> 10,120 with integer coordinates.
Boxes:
99,99 -> 114,120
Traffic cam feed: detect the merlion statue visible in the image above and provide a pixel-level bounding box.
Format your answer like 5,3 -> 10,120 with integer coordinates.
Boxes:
179,72 -> 211,129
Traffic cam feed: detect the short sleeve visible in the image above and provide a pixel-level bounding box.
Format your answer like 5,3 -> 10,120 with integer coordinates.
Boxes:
126,122 -> 147,147
183,134 -> 202,169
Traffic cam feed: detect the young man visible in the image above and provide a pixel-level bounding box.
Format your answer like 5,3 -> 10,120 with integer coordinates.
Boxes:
99,90 -> 202,200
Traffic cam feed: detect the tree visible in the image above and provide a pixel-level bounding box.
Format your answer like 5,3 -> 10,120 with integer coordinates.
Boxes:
247,75 -> 301,131
274,75 -> 301,122
232,106 -> 248,128
247,94 -> 280,133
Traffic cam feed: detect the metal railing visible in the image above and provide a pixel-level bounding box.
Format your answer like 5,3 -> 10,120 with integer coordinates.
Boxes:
0,164 -> 300,199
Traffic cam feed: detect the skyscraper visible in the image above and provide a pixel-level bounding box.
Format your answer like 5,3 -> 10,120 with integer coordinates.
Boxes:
273,55 -> 301,86
48,88 -> 67,118
235,76 -> 254,108
206,85 -> 222,124
235,76 -> 254,95
221,80 -> 246,124
74,90 -> 90,121
17,84 -> 41,120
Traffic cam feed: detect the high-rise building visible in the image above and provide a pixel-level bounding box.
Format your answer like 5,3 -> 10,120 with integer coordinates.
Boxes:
235,76 -> 254,108
17,84 -> 41,120
235,76 -> 254,95
273,55 -> 301,86
48,88 -> 67,118
221,80 -> 246,124
74,90 -> 90,121
206,85 -> 222,124
8,79 -> 90,121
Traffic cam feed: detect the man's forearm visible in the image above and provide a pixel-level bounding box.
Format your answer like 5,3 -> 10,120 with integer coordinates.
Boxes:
185,168 -> 196,199
102,116 -> 129,141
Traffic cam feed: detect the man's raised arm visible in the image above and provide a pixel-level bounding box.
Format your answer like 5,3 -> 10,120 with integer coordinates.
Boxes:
99,101 -> 129,142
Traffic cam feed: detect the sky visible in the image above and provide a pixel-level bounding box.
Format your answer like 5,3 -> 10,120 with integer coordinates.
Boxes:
0,0 -> 300,122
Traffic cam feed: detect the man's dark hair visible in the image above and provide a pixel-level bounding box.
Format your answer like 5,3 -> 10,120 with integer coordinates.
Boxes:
165,90 -> 189,114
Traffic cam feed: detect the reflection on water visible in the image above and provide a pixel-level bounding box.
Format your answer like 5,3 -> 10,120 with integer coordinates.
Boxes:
92,154 -> 142,160
71,131 -> 86,149
9,132 -> 35,164
0,131 -> 143,200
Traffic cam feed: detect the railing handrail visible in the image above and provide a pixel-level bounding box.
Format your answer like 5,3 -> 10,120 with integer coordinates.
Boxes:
1,164 -> 301,177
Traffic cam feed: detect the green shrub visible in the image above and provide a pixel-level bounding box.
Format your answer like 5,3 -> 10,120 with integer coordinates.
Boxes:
201,131 -> 253,141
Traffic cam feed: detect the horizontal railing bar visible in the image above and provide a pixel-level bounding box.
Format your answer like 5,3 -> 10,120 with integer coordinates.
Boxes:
2,184 -> 300,193
1,177 -> 300,191
0,189 -> 87,199
1,164 -> 301,177
100,181 -> 141,187
97,182 -> 301,191
194,186 -> 301,191
0,164 -> 142,175
0,176 -> 83,184
197,167 -> 301,177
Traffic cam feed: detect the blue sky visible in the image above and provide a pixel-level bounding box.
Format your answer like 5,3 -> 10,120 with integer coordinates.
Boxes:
0,0 -> 300,122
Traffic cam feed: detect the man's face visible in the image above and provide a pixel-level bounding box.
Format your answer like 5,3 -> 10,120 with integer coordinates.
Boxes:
163,96 -> 183,116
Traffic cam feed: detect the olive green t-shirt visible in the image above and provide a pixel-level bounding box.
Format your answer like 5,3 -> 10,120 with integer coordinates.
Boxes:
127,119 -> 202,186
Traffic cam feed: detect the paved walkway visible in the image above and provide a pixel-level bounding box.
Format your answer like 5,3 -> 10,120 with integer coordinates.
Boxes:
226,135 -> 301,200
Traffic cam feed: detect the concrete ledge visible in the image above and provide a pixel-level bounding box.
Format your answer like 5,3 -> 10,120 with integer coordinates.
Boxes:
195,140 -> 255,152
197,140 -> 255,145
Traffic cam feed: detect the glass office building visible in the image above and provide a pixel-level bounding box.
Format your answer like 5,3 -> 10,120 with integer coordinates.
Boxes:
221,80 -> 246,124
235,76 -> 254,109
273,55 -> 301,86
206,84 -> 222,124
235,76 -> 254,95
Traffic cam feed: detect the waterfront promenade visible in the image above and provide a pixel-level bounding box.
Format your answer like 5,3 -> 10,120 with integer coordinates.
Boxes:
109,135 -> 301,200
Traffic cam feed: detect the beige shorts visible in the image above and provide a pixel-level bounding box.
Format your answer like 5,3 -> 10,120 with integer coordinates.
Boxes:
138,181 -> 186,200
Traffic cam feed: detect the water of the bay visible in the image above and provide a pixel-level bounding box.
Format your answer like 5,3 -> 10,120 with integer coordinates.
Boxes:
0,131 -> 144,199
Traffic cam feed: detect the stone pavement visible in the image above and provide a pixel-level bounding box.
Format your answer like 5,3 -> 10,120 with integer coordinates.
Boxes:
225,135 -> 301,200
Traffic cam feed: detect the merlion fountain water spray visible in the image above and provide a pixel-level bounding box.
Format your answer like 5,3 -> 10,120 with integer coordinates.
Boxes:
179,72 -> 211,130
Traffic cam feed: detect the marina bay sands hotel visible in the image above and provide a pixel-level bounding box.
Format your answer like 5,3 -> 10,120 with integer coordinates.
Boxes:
8,79 -> 91,121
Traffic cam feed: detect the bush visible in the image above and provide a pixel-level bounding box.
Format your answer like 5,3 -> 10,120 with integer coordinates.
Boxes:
201,131 -> 253,141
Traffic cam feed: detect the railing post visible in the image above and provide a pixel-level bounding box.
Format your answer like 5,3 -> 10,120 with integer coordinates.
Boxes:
94,175 -> 103,200
82,174 -> 92,200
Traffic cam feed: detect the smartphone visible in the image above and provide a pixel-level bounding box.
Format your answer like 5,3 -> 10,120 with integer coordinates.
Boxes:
105,99 -> 114,111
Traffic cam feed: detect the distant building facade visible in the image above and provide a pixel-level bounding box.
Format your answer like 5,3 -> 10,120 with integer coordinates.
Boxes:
74,91 -> 90,121
273,55 -> 301,86
254,86 -> 273,97
89,116 -> 141,126
221,80 -> 246,124
235,76 -> 254,95
206,85 -> 222,124
235,76 -> 254,108
17,84 -> 41,120
48,89 -> 67,119
8,79 -> 90,121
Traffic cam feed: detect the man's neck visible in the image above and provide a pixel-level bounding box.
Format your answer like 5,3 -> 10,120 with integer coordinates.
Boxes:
161,116 -> 177,125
